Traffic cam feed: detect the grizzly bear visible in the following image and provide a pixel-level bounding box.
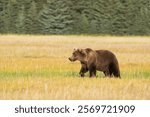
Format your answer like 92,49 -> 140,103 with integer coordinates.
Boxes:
68,48 -> 121,78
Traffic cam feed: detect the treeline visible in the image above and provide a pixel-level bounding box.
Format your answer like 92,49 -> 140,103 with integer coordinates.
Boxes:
0,0 -> 150,35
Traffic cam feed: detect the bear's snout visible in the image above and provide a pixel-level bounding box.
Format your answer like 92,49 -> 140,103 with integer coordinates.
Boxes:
68,57 -> 76,62
68,57 -> 74,61
68,57 -> 72,61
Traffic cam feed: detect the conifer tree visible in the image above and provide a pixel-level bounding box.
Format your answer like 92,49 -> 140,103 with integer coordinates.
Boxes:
70,0 -> 91,34
16,5 -> 25,33
0,0 -> 11,33
38,0 -> 73,34
0,0 -> 5,33
25,1 -> 38,34
0,0 -> 150,35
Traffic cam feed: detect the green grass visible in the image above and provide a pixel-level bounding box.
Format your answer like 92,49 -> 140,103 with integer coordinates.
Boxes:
0,70 -> 149,79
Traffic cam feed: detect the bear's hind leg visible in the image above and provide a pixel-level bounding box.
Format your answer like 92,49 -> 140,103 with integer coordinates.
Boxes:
113,71 -> 121,78
104,68 -> 111,77
111,63 -> 121,78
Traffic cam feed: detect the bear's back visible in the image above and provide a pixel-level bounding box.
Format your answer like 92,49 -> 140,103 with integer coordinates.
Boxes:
95,50 -> 117,63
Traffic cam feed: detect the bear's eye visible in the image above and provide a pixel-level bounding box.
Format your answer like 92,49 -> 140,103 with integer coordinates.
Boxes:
73,53 -> 76,57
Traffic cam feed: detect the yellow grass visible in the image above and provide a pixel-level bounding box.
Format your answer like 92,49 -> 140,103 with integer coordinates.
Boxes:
0,35 -> 150,100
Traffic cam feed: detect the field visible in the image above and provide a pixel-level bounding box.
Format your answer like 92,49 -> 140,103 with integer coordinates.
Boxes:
0,35 -> 150,100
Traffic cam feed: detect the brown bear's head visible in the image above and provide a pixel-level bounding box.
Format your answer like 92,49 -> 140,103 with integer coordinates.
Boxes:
68,48 -> 87,62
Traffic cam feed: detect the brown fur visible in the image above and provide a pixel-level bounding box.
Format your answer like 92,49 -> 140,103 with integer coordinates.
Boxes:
69,48 -> 121,78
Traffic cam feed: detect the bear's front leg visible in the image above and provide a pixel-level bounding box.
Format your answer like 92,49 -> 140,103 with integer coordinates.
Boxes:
79,71 -> 84,77
79,63 -> 88,77
89,70 -> 96,77
89,65 -> 96,78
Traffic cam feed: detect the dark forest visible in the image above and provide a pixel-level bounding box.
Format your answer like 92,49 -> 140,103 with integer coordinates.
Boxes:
1,0 -> 150,35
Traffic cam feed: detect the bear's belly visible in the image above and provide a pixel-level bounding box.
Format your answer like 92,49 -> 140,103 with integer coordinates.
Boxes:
96,64 -> 107,71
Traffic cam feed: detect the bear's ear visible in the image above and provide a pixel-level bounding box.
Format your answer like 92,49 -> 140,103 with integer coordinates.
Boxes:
73,48 -> 81,52
79,49 -> 86,55
78,48 -> 82,52
73,48 -> 78,52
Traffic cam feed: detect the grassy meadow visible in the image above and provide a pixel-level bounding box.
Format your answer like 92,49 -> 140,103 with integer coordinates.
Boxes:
0,35 -> 150,100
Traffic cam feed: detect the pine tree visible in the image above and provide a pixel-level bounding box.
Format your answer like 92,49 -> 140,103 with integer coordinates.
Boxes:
16,5 -> 25,33
0,0 -> 150,35
90,0 -> 114,34
38,0 -> 73,34
8,0 -> 18,33
0,0 -> 10,33
25,1 -> 39,34
70,0 -> 91,34
127,0 -> 150,35
0,0 -> 5,33
76,14 -> 90,33
110,0 -> 129,35
33,0 -> 47,12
